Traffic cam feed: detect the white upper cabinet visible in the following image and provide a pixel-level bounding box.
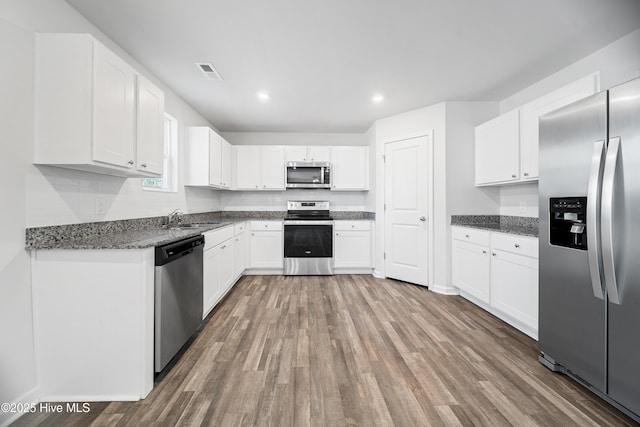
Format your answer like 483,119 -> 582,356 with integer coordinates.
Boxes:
330,146 -> 369,191
520,73 -> 598,180
221,139 -> 232,189
136,75 -> 165,175
475,109 -> 521,186
185,127 -> 231,189
285,146 -> 331,162
475,74 -> 598,186
234,146 -> 285,190
34,33 -> 164,177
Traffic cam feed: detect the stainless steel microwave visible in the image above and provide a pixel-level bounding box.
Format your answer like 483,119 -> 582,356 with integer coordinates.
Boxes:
285,162 -> 331,189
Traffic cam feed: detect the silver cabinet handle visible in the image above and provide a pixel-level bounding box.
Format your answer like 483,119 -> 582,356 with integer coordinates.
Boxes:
128,160 -> 134,165
465,234 -> 470,238
419,216 -> 426,221
482,250 -> 487,254
514,243 -> 520,248
141,164 -> 147,168
523,172 -> 529,177
511,174 -> 517,178
492,252 -> 496,256
602,136 -> 622,304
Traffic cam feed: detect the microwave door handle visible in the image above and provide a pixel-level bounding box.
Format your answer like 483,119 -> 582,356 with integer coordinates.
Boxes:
320,166 -> 325,184
587,140 -> 605,300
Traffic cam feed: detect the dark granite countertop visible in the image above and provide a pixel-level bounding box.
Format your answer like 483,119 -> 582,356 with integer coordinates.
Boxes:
26,210 -> 375,250
26,222 -> 235,250
451,215 -> 538,238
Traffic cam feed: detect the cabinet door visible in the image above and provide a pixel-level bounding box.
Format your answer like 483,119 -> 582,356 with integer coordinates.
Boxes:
221,139 -> 232,189
285,146 -> 308,162
135,75 -> 164,175
520,74 -> 598,180
220,241 -> 235,293
250,231 -> 283,268
92,42 -> 136,169
490,249 -> 538,331
235,146 -> 261,190
261,146 -> 285,190
452,240 -> 491,304
203,245 -> 222,318
209,130 -> 222,187
334,231 -> 371,268
475,109 -> 520,185
331,146 -> 368,190
307,146 -> 331,162
233,232 -> 246,277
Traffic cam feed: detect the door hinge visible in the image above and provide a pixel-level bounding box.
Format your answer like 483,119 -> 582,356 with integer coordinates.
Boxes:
384,252 -> 386,260
384,203 -> 386,211
382,154 -> 386,162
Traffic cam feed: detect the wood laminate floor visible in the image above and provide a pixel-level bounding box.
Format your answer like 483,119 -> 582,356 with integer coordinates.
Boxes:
14,275 -> 637,426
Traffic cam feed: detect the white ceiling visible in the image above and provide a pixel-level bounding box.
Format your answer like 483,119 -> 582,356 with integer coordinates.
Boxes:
66,0 -> 640,133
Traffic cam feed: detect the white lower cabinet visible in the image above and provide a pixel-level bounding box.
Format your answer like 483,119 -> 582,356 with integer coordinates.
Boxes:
249,221 -> 283,269
334,221 -> 373,269
452,226 -> 539,339
30,248 -> 155,401
203,225 -> 237,318
233,222 -> 247,278
490,249 -> 539,333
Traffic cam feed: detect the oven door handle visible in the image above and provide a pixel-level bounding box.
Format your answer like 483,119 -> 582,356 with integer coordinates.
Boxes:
283,220 -> 334,226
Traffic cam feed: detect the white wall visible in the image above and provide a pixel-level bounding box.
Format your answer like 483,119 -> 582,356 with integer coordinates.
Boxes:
0,1 -> 219,421
220,132 -> 369,211
364,124 -> 377,212
223,132 -> 366,146
373,102 -> 499,292
496,29 -> 640,218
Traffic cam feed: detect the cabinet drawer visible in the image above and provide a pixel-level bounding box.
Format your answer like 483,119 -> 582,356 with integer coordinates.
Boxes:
234,222 -> 246,235
250,221 -> 283,231
334,221 -> 371,231
491,233 -> 538,258
204,225 -> 234,250
452,227 -> 490,246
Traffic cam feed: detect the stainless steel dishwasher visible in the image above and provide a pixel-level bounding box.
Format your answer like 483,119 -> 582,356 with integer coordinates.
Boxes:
154,235 -> 204,372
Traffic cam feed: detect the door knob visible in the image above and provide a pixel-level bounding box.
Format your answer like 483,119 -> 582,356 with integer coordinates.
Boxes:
419,216 -> 426,221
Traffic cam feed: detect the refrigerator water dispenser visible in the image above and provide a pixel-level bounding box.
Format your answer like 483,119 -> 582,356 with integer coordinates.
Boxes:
549,197 -> 587,250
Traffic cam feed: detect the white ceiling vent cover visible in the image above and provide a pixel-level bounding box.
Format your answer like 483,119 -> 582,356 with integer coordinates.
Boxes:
196,62 -> 223,81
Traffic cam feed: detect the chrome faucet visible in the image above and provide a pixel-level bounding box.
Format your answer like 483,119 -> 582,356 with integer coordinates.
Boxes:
166,209 -> 183,227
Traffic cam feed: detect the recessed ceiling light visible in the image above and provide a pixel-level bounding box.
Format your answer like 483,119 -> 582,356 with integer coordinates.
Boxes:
372,94 -> 384,103
257,91 -> 270,101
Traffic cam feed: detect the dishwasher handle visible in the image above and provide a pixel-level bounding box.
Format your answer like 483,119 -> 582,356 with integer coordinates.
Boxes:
155,235 -> 204,266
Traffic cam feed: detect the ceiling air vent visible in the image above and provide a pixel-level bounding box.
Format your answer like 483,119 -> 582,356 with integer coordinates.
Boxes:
196,62 -> 223,81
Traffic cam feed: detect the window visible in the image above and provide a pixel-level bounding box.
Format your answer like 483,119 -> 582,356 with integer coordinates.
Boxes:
143,113 -> 178,192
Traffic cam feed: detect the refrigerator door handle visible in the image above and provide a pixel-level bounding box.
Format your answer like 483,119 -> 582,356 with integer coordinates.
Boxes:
587,140 -> 605,300
602,136 -> 622,305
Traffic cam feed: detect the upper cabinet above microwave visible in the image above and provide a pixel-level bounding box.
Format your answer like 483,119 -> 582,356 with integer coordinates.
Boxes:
285,146 -> 331,163
475,73 -> 598,186
34,33 -> 165,178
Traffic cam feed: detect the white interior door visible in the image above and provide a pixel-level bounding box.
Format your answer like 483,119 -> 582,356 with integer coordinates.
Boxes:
384,136 -> 429,285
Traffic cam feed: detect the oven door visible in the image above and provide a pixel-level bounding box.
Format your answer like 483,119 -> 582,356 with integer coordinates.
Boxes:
283,221 -> 333,258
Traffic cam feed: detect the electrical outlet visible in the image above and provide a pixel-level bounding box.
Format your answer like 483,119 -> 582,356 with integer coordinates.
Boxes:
519,201 -> 527,213
95,198 -> 106,214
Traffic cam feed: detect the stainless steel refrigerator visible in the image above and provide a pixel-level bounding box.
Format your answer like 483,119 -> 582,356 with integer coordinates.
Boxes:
538,76 -> 640,421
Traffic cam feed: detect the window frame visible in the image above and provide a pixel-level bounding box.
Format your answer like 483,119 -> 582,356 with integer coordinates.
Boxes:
142,113 -> 178,193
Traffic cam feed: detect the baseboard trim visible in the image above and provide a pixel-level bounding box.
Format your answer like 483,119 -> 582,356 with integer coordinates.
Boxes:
372,270 -> 385,279
0,386 -> 39,427
429,284 -> 459,295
